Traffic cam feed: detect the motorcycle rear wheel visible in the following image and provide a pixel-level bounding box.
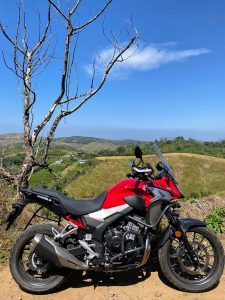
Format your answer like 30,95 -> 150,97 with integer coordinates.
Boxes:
158,226 -> 224,292
10,224 -> 72,294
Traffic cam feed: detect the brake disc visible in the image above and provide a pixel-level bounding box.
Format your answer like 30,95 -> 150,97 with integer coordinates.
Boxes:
177,241 -> 209,275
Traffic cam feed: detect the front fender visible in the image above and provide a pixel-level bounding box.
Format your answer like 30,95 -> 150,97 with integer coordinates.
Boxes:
179,218 -> 207,233
157,218 -> 207,248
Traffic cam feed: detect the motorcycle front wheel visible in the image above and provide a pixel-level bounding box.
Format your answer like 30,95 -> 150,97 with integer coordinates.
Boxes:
158,226 -> 224,292
10,224 -> 72,294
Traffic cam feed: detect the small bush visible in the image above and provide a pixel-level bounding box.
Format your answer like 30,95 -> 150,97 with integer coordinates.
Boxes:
204,208 -> 225,234
182,191 -> 211,203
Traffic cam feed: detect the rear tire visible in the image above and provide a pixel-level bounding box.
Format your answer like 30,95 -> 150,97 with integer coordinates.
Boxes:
158,226 -> 224,292
10,224 -> 72,294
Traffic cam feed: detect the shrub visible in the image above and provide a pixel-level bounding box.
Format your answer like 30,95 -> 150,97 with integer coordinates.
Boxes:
204,208 -> 225,234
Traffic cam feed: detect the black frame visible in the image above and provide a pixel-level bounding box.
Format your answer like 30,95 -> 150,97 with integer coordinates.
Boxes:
23,206 -> 62,230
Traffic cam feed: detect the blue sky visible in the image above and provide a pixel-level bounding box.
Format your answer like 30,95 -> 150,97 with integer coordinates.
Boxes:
0,0 -> 225,141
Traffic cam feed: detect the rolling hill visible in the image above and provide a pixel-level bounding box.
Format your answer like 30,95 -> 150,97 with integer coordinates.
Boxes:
1,133 -> 225,157
0,134 -> 141,156
64,153 -> 225,198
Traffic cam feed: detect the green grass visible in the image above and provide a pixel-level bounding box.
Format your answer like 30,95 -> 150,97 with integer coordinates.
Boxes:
29,168 -> 54,187
29,158 -> 97,190
64,153 -> 225,198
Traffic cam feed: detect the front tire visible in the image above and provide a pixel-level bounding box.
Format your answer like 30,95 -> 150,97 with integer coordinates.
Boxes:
10,224 -> 71,294
158,226 -> 224,292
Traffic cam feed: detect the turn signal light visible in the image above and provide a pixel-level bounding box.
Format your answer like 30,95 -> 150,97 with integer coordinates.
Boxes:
175,231 -> 182,238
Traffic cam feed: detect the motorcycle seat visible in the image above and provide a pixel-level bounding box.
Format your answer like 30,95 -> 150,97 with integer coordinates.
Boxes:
21,188 -> 107,216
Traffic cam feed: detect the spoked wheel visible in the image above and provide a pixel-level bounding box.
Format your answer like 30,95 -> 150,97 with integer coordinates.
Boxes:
10,224 -> 71,294
158,227 -> 224,292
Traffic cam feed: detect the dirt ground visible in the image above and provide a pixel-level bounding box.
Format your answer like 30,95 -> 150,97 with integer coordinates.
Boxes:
0,264 -> 224,300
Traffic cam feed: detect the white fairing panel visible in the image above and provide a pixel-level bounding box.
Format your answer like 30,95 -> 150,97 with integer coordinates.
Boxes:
88,204 -> 129,221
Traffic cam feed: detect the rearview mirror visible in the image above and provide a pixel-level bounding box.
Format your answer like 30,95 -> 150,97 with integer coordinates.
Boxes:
135,145 -> 143,160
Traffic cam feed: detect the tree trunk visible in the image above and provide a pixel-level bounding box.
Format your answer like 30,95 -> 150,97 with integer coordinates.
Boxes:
19,163 -> 33,188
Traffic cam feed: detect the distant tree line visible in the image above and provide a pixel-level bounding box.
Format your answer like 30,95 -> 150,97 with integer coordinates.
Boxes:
97,137 -> 225,158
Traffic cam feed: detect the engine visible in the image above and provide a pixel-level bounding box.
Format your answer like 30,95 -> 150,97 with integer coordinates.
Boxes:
104,216 -> 145,265
104,229 -> 123,253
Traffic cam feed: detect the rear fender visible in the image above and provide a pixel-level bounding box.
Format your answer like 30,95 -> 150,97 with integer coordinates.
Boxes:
6,198 -> 31,230
157,218 -> 207,248
6,196 -> 64,230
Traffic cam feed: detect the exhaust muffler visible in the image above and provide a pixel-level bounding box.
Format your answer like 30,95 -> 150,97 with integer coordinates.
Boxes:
31,234 -> 89,270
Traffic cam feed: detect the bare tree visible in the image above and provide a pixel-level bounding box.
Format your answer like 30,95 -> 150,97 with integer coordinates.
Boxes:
0,0 -> 138,195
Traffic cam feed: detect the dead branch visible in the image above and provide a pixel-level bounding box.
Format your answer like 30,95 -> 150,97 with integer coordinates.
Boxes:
0,166 -> 16,185
31,2 -> 53,54
42,111 -> 64,163
66,33 -> 78,99
48,0 -> 70,22
31,17 -> 73,143
73,0 -> 113,32
0,22 -> 24,54
70,0 -> 81,15
63,33 -> 139,115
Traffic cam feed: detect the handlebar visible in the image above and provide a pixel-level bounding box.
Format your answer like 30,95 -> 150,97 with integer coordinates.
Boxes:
127,161 -> 154,180
132,166 -> 153,174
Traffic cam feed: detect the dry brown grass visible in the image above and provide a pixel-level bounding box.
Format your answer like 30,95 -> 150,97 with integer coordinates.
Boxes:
65,159 -> 129,198
180,195 -> 225,249
180,195 -> 225,220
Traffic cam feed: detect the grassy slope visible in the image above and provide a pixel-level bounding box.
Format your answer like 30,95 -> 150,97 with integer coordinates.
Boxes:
65,153 -> 225,198
55,140 -> 118,153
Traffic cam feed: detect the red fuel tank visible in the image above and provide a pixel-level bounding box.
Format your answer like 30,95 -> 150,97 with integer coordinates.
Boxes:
151,176 -> 182,199
102,179 -> 152,209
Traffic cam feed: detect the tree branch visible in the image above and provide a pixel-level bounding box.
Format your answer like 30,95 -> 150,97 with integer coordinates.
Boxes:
48,0 -> 70,22
42,112 -> 63,163
31,2 -> 53,54
70,0 -> 81,16
0,166 -> 16,185
0,22 -> 24,54
63,32 -> 139,116
73,0 -> 113,32
32,22 -> 73,143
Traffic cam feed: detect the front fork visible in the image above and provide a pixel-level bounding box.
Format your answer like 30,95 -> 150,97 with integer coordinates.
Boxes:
165,207 -> 205,264
174,222 -> 199,264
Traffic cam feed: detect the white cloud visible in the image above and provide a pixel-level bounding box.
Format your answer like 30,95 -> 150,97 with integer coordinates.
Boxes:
85,42 -> 210,78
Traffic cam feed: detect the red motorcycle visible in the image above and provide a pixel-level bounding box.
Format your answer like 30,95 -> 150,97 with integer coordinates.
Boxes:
6,144 -> 224,294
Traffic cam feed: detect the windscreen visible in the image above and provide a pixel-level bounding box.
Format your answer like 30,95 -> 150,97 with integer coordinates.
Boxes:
152,143 -> 176,180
